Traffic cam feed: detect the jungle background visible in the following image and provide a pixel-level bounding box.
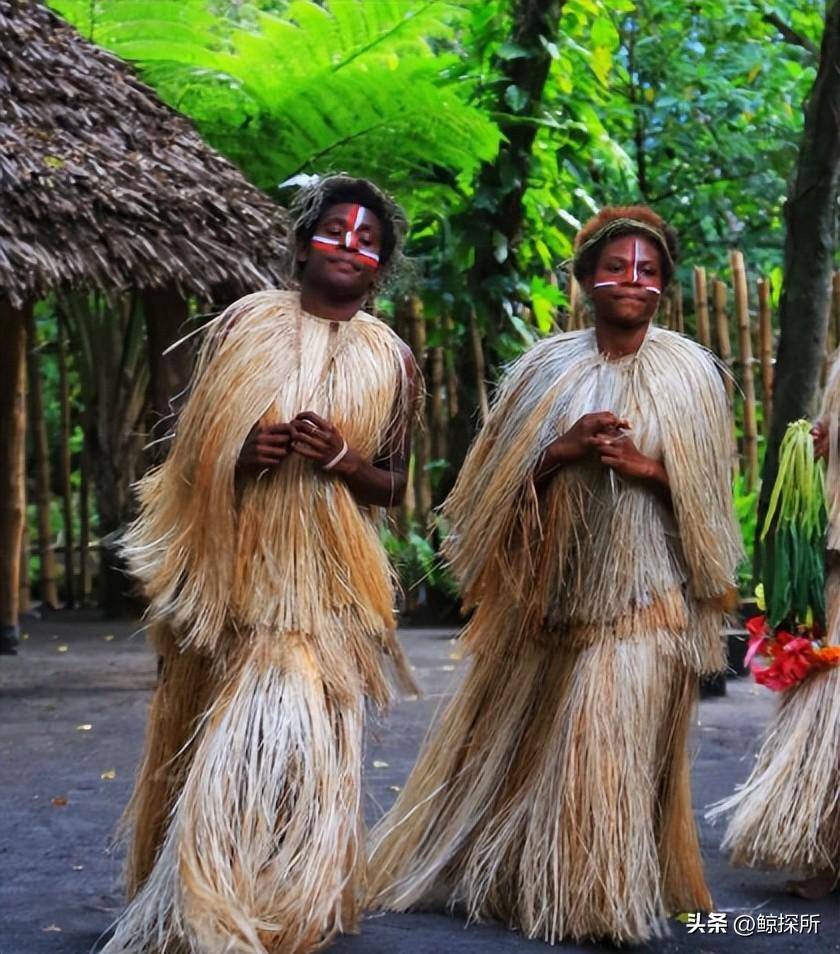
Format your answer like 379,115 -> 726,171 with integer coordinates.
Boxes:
5,0 -> 837,625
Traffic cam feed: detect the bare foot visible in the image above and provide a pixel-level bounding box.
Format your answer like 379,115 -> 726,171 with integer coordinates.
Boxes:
786,870 -> 839,900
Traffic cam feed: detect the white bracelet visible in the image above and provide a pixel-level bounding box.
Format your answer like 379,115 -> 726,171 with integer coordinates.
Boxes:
323,439 -> 349,471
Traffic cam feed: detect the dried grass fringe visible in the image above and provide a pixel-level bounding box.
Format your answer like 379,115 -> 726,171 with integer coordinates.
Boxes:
706,377 -> 840,873
368,632 -> 712,945
368,326 -> 739,945
106,636 -> 366,954
444,326 -> 742,673
110,291 -> 417,952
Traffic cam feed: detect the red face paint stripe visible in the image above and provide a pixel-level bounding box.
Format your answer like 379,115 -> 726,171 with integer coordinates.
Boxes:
310,205 -> 380,269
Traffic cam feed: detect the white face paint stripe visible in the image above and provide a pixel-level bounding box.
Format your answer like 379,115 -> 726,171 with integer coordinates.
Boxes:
357,248 -> 380,263
593,279 -> 659,295
633,238 -> 641,283
354,206 -> 366,230
312,234 -> 340,246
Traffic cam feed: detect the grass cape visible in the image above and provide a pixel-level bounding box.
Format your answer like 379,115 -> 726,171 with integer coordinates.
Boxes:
110,290 -> 416,954
368,325 -> 742,945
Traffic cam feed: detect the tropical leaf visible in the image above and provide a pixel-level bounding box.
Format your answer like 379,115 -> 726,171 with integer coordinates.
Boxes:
49,0 -> 499,214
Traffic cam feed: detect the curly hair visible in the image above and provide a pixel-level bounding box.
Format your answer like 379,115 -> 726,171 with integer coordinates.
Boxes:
572,204 -> 680,288
284,174 -> 408,289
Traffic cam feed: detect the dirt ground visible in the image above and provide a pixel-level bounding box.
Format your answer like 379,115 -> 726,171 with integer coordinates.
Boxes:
1,612 -> 837,954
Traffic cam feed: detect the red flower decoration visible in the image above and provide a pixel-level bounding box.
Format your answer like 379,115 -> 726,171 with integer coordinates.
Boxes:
752,636 -> 818,691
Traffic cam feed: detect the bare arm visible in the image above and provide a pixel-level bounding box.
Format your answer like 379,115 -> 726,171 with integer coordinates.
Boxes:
533,411 -> 630,490
290,344 -> 417,508
533,411 -> 671,505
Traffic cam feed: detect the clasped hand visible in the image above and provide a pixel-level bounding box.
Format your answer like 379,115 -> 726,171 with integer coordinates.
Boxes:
237,411 -> 348,471
547,411 -> 660,481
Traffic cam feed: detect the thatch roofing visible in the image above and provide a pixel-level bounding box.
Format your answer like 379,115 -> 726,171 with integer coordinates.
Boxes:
0,0 -> 287,309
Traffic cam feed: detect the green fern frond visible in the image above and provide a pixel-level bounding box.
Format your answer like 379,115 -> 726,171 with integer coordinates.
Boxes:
48,0 -> 500,208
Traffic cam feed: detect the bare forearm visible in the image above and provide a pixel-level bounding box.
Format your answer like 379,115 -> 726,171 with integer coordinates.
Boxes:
642,458 -> 672,506
329,449 -> 407,507
534,438 -> 576,490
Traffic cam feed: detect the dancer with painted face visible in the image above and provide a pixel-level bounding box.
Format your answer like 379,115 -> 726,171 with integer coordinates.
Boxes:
107,176 -> 419,954
367,205 -> 742,945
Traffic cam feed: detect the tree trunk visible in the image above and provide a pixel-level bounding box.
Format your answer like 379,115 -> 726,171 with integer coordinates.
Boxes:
466,0 -> 567,342
25,307 -> 60,609
759,1 -> 840,528
430,336 -> 447,464
79,422 -> 92,605
143,285 -> 193,458
57,314 -> 75,607
63,291 -> 149,615
0,299 -> 29,652
19,522 -> 30,616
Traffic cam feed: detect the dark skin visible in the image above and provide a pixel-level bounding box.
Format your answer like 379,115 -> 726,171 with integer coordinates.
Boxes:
534,234 -> 671,501
812,419 -> 829,460
237,201 -> 415,508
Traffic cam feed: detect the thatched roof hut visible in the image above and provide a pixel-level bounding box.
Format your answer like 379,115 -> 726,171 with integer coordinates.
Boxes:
0,0 -> 287,307
0,0 -> 289,645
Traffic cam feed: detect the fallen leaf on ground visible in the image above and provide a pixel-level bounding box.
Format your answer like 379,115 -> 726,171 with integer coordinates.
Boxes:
104,634 -> 115,642
76,724 -> 93,732
72,864 -> 84,871
56,645 -> 69,653
372,760 -> 389,769
388,785 -> 401,792
440,664 -> 455,672
100,769 -> 116,780
51,796 -> 68,807
42,925 -> 62,932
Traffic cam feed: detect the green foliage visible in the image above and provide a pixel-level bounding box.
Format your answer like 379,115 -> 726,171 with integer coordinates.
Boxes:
50,0 -> 502,221
757,420 -> 827,628
380,522 -> 458,599
594,1 -> 822,275
732,472 -> 759,593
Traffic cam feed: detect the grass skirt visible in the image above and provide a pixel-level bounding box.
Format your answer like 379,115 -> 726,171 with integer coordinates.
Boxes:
368,631 -> 712,945
106,631 -> 366,954
707,569 -> 840,875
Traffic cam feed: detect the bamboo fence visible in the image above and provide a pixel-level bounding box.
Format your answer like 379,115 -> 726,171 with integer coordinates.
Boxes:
18,258 -> 840,607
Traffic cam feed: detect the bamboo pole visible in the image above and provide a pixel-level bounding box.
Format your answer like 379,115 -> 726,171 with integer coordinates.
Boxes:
730,250 -> 759,491
443,313 -> 459,420
407,296 -> 432,527
0,298 -> 28,650
712,279 -> 740,479
662,294 -> 673,330
468,309 -> 490,423
673,281 -> 684,333
25,308 -> 60,608
430,338 -> 447,463
693,267 -> 711,348
713,281 -> 734,398
567,265 -> 579,331
19,523 -> 30,615
757,279 -> 774,438
57,315 -> 75,606
832,271 -> 840,352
